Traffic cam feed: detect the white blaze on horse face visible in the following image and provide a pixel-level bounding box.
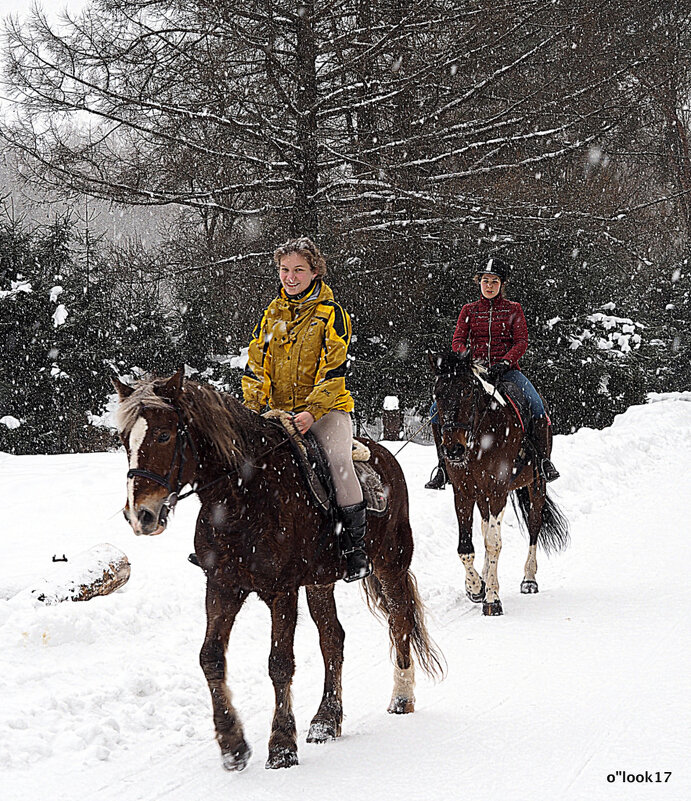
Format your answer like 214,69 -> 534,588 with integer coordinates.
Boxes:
480,433 -> 495,451
128,416 -> 148,524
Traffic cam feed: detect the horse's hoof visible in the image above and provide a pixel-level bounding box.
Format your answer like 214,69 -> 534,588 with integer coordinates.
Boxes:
482,600 -> 503,616
466,579 -> 486,603
265,747 -> 299,769
306,720 -> 341,742
221,741 -> 252,772
521,579 -> 539,594
387,696 -> 415,714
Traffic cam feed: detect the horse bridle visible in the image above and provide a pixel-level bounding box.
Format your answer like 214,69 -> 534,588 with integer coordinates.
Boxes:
126,407 -> 294,506
126,412 -> 199,508
439,377 -> 492,451
440,382 -> 475,433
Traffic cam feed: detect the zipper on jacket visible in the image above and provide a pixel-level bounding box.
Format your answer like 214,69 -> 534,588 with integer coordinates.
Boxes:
487,301 -> 493,364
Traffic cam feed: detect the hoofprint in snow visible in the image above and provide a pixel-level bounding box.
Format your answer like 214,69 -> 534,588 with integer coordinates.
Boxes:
1,396 -> 689,801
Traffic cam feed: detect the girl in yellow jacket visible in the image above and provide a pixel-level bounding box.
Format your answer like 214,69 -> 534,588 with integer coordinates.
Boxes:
242,237 -> 370,582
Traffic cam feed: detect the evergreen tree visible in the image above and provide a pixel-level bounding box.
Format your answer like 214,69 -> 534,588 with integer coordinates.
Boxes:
1,0 -> 688,437
0,213 -> 179,454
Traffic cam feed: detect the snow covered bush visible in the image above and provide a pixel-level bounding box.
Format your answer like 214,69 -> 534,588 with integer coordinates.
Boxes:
537,307 -> 646,432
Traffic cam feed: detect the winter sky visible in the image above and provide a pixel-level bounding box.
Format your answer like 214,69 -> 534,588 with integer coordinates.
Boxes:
2,1 -> 87,21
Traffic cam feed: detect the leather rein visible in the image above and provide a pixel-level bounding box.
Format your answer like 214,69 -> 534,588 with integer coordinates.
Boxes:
126,409 -> 291,507
440,371 -> 497,446
126,412 -> 200,507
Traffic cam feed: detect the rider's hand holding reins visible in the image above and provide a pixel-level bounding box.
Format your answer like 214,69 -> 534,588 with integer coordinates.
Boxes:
293,411 -> 315,434
487,360 -> 511,384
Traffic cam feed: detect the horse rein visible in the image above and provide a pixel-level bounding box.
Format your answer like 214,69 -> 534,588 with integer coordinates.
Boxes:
177,433 -> 292,501
126,412 -> 200,508
127,410 -> 292,505
441,375 -> 495,448
441,383 -> 477,438
392,418 -> 432,457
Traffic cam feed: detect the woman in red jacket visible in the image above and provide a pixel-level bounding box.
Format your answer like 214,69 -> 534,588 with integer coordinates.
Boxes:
426,257 -> 560,489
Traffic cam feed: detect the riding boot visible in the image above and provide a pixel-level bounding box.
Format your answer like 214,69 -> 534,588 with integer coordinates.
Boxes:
533,417 -> 560,482
425,423 -> 448,490
338,500 -> 372,583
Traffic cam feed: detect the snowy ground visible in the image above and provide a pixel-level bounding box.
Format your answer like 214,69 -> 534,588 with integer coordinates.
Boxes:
1,396 -> 689,801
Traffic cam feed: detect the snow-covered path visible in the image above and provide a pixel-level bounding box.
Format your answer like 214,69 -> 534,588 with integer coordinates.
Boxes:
1,397 -> 689,801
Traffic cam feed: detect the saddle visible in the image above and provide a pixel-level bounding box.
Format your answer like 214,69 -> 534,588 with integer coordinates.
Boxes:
263,411 -> 388,517
495,378 -> 552,480
497,379 -> 532,433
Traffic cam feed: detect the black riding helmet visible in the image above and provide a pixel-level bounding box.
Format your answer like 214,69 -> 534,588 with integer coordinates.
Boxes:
474,256 -> 511,283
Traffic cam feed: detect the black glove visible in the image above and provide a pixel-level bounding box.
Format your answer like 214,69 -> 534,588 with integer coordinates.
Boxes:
487,360 -> 511,384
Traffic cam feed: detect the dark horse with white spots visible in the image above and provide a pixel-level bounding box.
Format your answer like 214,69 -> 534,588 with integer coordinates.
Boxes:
113,370 -> 443,771
429,351 -> 569,616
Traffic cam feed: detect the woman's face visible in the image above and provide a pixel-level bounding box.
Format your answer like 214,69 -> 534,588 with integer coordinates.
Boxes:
279,252 -> 316,296
479,273 -> 502,300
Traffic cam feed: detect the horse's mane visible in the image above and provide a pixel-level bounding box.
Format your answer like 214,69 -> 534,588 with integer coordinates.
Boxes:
432,350 -> 473,378
115,379 -> 173,435
180,382 -> 256,466
116,376 -> 261,467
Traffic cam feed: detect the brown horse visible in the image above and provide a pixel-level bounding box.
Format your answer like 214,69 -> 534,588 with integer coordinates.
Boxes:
113,369 -> 443,771
429,351 -> 569,616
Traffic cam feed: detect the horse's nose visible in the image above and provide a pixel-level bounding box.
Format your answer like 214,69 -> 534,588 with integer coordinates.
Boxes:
128,505 -> 161,536
443,444 -> 466,462
137,506 -> 156,530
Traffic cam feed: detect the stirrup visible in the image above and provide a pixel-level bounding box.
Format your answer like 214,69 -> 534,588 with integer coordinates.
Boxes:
425,464 -> 447,490
540,458 -> 560,483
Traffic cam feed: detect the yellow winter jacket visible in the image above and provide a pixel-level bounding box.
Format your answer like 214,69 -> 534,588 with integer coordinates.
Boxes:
242,280 -> 355,420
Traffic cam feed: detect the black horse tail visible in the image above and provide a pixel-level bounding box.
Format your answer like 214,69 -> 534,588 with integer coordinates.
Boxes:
512,487 -> 570,554
362,570 -> 446,681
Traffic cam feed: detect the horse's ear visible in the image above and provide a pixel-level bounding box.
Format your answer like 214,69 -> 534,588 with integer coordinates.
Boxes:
111,375 -> 134,400
427,351 -> 444,375
160,368 -> 185,402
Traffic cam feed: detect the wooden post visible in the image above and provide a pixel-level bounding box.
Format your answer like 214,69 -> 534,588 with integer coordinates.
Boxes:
382,396 -> 402,440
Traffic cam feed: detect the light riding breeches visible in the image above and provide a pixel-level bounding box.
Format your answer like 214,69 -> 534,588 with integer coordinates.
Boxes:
310,410 -> 363,507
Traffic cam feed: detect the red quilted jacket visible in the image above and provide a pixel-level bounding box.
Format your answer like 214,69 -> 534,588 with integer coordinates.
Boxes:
452,295 -> 529,369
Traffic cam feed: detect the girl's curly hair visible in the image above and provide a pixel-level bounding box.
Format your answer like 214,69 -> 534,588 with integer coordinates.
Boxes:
273,236 -> 327,276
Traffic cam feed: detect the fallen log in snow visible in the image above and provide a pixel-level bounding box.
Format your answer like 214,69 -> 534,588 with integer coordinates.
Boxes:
4,543 -> 131,604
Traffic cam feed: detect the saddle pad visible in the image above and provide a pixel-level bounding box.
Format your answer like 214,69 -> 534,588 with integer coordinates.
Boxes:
262,410 -> 386,516
354,461 -> 388,516
352,439 -> 371,461
499,380 -> 531,432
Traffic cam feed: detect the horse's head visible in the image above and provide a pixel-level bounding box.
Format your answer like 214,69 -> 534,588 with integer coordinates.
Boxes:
428,350 -> 477,463
113,369 -> 197,536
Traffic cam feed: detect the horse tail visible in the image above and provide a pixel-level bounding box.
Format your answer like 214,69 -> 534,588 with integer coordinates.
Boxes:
512,487 -> 570,555
362,570 -> 446,681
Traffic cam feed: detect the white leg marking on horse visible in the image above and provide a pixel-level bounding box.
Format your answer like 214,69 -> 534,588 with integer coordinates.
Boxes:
483,510 -> 504,604
209,679 -> 246,768
480,519 -> 489,583
389,663 -> 415,711
393,663 -> 415,698
128,416 -> 148,518
524,544 -> 538,582
460,553 -> 483,595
